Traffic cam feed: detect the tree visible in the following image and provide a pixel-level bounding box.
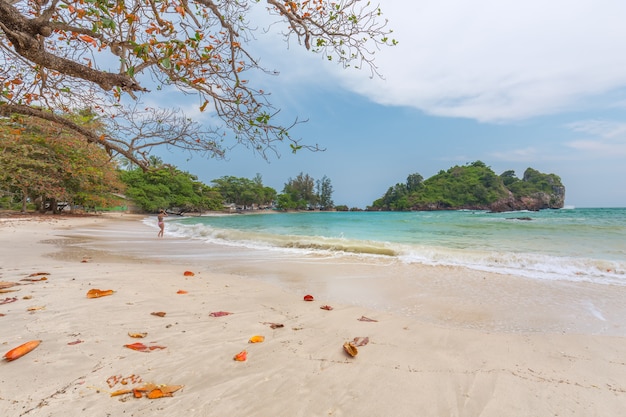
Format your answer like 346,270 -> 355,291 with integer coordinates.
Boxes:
211,174 -> 276,208
0,112 -> 124,212
119,166 -> 223,212
279,172 -> 317,210
1,1 -> 395,167
316,175 -> 334,210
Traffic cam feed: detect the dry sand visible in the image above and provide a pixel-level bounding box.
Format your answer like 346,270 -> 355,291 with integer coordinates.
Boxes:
1,213 -> 625,417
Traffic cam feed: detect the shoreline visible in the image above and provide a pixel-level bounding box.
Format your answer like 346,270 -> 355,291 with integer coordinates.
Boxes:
1,214 -> 626,416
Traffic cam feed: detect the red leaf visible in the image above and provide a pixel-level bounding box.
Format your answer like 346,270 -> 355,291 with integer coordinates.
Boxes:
303,294 -> 314,301
209,311 -> 232,317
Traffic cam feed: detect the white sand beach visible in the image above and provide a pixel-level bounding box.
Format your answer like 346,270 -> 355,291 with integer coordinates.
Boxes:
1,213 -> 625,417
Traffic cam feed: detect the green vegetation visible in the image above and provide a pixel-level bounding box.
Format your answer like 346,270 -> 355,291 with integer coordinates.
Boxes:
276,173 -> 334,211
118,167 -> 223,213
371,161 -> 564,211
0,112 -> 124,212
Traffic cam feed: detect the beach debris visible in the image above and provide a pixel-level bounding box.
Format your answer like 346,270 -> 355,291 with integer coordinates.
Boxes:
303,294 -> 314,301
124,342 -> 166,352
357,316 -> 378,322
248,335 -> 265,343
128,332 -> 148,338
262,322 -> 284,329
151,311 -> 166,317
233,350 -> 247,361
0,297 -> 18,305
26,305 -> 45,311
320,305 -> 333,310
0,313 -> 5,317
343,341 -> 358,357
109,380 -> 183,399
67,340 -> 83,345
209,311 -> 232,317
86,289 -> 114,298
22,295 -> 32,300
352,337 -> 369,347
81,258 -> 90,263
183,270 -> 195,276
0,281 -> 20,290
27,272 -> 50,277
21,276 -> 47,282
176,289 -> 188,294
107,374 -> 143,388
4,340 -> 41,361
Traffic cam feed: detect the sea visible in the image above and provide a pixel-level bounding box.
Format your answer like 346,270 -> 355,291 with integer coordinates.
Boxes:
161,207 -> 626,287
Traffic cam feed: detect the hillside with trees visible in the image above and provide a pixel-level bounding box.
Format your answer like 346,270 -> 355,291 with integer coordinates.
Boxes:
370,161 -> 565,212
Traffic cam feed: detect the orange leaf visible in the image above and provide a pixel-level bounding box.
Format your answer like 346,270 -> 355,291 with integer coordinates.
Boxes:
248,335 -> 265,343
4,340 -> 41,361
320,305 -> 333,310
233,350 -> 247,361
151,311 -> 166,317
183,271 -> 195,276
86,289 -> 114,298
79,34 -> 97,47
128,332 -> 147,338
110,389 -> 132,397
124,342 -> 149,352
147,388 -> 169,399
176,290 -> 188,294
303,294 -> 314,301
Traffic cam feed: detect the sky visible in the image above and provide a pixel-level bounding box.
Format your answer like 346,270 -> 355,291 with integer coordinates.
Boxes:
153,0 -> 626,209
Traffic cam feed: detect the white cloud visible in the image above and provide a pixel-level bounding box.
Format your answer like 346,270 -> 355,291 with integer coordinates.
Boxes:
564,119 -> 626,157
327,0 -> 626,122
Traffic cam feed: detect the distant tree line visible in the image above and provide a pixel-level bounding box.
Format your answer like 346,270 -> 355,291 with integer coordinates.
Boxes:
0,115 -> 336,213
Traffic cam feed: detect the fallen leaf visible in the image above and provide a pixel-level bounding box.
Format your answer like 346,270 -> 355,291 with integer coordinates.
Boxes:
20,277 -> 47,282
146,388 -> 170,399
209,311 -> 232,317
151,311 -> 166,317
262,322 -> 284,329
183,271 -> 195,276
0,297 -> 18,305
4,340 -> 41,361
248,335 -> 264,343
233,350 -> 247,361
128,332 -> 147,338
303,294 -> 314,301
352,337 -> 369,347
357,316 -> 378,322
124,342 -> 166,352
320,305 -> 333,310
86,289 -> 114,298
28,272 -> 49,277
22,295 -> 32,300
343,341 -> 358,357
176,290 -> 188,294
0,282 -> 20,289
110,389 -> 133,397
67,340 -> 83,345
0,289 -> 19,294
26,305 -> 45,311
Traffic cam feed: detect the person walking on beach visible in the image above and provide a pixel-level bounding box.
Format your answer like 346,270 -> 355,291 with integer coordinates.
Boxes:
157,209 -> 167,237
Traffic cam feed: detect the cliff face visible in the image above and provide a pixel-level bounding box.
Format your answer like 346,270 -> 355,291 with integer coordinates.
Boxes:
489,189 -> 565,212
488,169 -> 566,212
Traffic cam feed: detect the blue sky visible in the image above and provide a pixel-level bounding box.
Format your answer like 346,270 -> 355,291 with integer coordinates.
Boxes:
152,0 -> 626,208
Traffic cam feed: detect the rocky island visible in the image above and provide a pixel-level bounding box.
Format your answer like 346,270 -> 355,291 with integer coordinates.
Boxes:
370,161 -> 565,212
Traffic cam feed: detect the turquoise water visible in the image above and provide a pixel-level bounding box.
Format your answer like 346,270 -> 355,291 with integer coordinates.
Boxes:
164,208 -> 626,286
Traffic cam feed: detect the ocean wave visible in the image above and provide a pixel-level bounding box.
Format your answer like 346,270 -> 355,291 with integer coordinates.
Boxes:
157,218 -> 626,286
